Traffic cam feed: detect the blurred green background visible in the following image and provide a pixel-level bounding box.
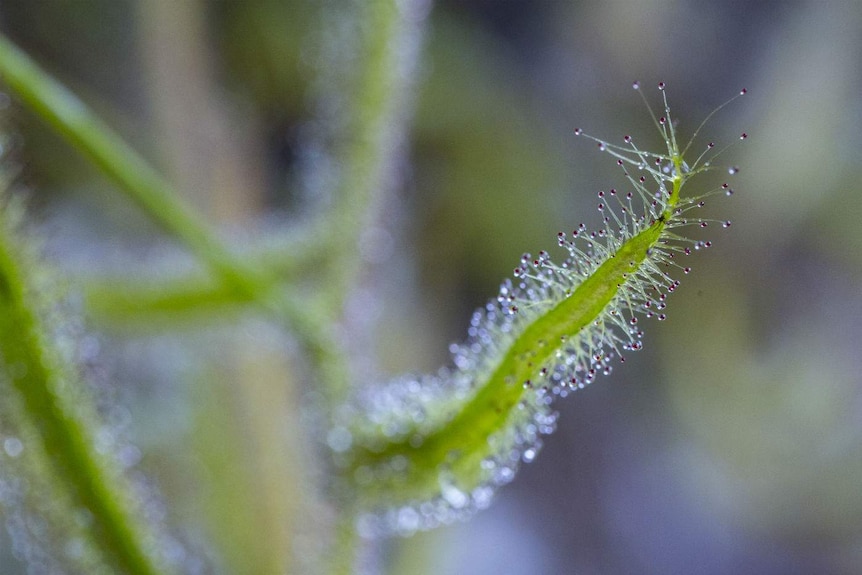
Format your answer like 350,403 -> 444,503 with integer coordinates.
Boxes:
1,1 -> 861,574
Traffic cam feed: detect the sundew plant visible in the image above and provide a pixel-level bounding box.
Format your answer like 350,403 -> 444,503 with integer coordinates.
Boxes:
0,4 -> 747,575
343,82 -> 747,537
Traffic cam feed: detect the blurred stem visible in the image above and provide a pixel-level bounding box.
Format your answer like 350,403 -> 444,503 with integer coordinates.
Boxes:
313,1 -> 428,571
82,222 -> 335,327
327,511 -> 362,575
0,214 -> 167,575
135,5 -> 304,573
0,33 -> 338,375
0,34 -> 249,296
325,0 -> 413,298
84,0 -> 422,342
70,0 -> 424,402
191,343 -> 304,575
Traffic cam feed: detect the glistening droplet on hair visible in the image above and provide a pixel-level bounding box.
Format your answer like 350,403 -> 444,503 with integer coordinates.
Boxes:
339,83 -> 748,536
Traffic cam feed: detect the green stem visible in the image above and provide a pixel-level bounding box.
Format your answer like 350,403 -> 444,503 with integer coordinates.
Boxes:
319,0 -> 425,403
81,222 -> 335,327
348,153 -> 691,506
0,217 -> 166,575
326,508 -> 362,575
329,0 -> 410,266
0,33 -> 335,368
0,35 -> 240,291
350,219 -> 667,504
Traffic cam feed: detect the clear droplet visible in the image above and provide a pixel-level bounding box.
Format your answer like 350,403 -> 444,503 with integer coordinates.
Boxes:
3,437 -> 23,458
396,506 -> 420,533
326,427 -> 353,453
441,482 -> 469,509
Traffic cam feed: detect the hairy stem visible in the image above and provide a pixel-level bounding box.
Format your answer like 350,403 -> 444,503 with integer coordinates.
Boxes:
350,219 -> 668,504
308,0 -> 428,406
0,215 -> 167,575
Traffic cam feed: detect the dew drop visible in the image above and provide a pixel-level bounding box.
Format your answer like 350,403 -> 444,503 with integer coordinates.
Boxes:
327,427 -> 353,453
117,444 -> 142,468
740,133 -> 748,140
632,81 -> 640,90
728,166 -> 739,175
624,135 -> 632,143
493,466 -> 515,485
723,221 -> 732,228
658,81 -> 666,90
740,88 -> 747,95
472,486 -> 495,510
396,507 -> 420,533
574,128 -> 582,135
3,437 -> 23,458
441,482 -> 469,509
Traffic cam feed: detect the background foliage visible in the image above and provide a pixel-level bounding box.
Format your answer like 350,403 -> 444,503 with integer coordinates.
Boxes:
1,1 -> 861,574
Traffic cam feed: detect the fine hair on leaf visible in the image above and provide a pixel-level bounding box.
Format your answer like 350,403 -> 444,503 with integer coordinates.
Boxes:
336,82 -> 748,537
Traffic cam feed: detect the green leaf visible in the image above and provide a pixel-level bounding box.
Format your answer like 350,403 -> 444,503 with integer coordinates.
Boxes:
339,85 -> 746,536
